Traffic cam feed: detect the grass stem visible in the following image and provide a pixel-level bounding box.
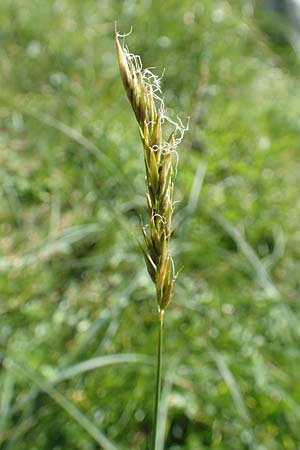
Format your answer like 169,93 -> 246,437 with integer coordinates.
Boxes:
153,310 -> 164,450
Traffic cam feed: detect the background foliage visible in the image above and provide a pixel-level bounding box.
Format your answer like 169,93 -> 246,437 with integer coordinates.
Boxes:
1,1 -> 300,449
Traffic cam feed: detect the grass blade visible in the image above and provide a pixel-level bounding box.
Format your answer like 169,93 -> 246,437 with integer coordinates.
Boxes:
212,352 -> 250,423
6,358 -> 120,450
0,372 -> 14,434
54,353 -> 152,383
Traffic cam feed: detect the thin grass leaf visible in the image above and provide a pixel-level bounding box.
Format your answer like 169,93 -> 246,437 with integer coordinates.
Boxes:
209,210 -> 279,299
0,416 -> 38,446
211,351 -> 251,423
54,353 -> 152,383
0,372 -> 14,434
28,110 -> 120,176
6,359 -> 119,450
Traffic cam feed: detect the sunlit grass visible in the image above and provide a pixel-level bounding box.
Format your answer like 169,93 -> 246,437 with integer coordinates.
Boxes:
1,1 -> 300,449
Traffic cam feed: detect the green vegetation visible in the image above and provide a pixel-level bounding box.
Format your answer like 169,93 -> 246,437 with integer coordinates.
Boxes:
1,1 -> 300,449
115,30 -> 187,449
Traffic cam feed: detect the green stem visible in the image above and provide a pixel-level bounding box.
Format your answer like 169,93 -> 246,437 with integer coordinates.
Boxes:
152,310 -> 164,450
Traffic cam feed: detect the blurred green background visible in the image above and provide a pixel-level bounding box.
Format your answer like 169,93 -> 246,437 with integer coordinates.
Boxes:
1,1 -> 300,449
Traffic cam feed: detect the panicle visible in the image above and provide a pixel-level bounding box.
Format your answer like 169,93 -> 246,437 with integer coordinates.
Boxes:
115,31 -> 187,312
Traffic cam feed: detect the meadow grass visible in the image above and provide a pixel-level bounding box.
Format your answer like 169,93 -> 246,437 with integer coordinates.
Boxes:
1,1 -> 300,449
115,29 -> 187,448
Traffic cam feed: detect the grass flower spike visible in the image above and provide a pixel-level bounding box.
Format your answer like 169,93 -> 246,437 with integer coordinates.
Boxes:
115,30 -> 187,316
115,29 -> 187,450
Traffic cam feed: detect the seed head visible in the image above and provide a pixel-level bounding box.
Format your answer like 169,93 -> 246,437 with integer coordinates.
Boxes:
115,30 -> 187,312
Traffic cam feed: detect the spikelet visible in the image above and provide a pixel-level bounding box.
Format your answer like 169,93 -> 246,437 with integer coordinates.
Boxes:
115,30 -> 187,314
